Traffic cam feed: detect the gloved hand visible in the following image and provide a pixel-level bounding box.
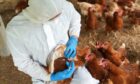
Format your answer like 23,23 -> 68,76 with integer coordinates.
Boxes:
64,36 -> 78,58
50,61 -> 75,81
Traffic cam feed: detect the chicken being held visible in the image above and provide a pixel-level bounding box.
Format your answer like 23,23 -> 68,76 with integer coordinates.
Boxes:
44,45 -> 90,74
44,45 -> 91,84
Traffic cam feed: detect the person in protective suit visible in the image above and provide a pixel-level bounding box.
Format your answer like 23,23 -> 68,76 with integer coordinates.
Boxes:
6,0 -> 99,84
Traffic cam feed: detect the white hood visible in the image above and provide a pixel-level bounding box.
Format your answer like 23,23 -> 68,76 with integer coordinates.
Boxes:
23,0 -> 65,23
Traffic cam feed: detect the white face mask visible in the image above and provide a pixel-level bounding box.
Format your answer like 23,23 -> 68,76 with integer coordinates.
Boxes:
23,0 -> 65,23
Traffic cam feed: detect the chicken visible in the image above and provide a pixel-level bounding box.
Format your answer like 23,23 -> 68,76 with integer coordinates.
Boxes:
88,0 -> 107,15
99,59 -> 140,84
76,46 -> 91,62
105,10 -> 123,32
44,45 -> 92,84
77,2 -> 104,17
44,45 -> 91,74
42,45 -> 86,84
86,7 -> 98,30
129,10 -> 140,26
93,3 -> 104,18
120,62 -> 140,81
105,14 -> 114,32
15,0 -> 28,14
53,57 -> 68,73
106,2 -> 120,16
116,0 -> 135,8
85,51 -> 108,82
95,0 -> 106,8
116,0 -> 140,16
104,2 -> 120,32
85,0 -> 107,7
77,2 -> 93,16
113,11 -> 123,31
132,0 -> 140,10
96,41 -> 128,66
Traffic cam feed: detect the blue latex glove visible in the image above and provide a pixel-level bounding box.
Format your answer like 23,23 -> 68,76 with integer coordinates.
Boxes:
50,61 -> 75,81
64,36 -> 78,58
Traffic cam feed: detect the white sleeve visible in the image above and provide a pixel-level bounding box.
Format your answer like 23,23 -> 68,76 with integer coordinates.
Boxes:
68,3 -> 81,38
71,66 -> 99,84
6,29 -> 51,81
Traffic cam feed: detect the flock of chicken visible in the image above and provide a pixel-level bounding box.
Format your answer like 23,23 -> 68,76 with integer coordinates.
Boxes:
15,0 -> 140,32
49,42 -> 140,84
77,0 -> 140,32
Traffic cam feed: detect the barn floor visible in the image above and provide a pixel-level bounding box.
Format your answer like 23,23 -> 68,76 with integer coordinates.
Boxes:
0,1 -> 140,84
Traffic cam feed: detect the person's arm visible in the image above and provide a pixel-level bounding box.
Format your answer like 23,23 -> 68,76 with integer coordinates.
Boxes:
64,2 -> 81,59
6,28 -> 75,82
6,29 -> 51,81
69,3 -> 81,38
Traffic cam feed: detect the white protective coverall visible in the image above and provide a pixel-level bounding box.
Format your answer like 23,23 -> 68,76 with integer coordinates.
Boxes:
6,0 -> 99,84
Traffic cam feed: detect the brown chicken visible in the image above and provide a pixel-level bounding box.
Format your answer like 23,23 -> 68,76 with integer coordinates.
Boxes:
44,45 -> 90,74
120,62 -> 140,81
89,0 -> 106,18
116,0 -> 135,8
99,59 -> 140,84
85,51 -> 108,82
105,14 -> 114,32
113,11 -> 123,31
105,10 -> 123,32
87,0 -> 106,6
96,41 -> 128,66
44,45 -> 91,84
97,0 -> 106,8
86,7 -> 98,30
93,4 -> 104,18
129,10 -> 140,26
15,0 -> 28,14
77,2 -> 93,16
106,2 -> 120,16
